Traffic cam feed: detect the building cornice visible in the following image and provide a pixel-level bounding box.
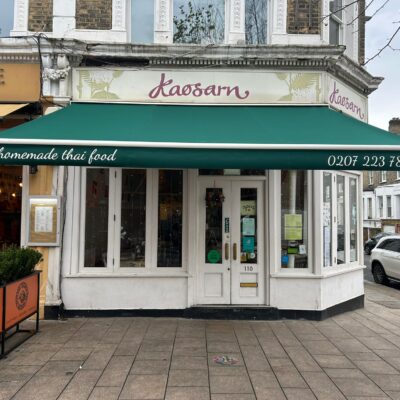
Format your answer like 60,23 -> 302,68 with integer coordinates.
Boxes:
0,38 -> 382,95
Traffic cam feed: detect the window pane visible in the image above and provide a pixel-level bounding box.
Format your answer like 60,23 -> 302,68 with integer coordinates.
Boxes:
173,0 -> 225,44
158,170 -> 183,267
329,0 -> 342,19
329,18 -> 340,45
84,169 -> 109,268
349,177 -> 357,262
245,0 -> 267,44
323,173 -> 332,267
205,188 -> 223,264
337,175 -> 346,264
281,170 -> 308,269
131,0 -> 154,43
120,170 -> 146,267
241,188 -> 258,264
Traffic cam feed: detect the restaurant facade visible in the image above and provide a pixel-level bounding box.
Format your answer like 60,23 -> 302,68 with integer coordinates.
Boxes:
1,0 -> 397,319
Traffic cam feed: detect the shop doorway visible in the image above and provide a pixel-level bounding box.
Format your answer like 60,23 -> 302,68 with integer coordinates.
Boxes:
0,166 -> 23,248
197,177 -> 265,305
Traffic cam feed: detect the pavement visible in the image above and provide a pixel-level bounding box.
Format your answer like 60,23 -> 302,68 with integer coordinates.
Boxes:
1,282 -> 400,399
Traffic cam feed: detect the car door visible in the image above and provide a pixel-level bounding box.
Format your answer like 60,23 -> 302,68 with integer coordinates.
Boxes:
379,239 -> 400,278
385,238 -> 400,279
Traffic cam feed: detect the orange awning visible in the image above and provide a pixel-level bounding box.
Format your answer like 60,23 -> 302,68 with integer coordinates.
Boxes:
0,104 -> 28,118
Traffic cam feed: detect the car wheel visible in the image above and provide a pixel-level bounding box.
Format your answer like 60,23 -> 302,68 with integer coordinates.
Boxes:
372,262 -> 389,285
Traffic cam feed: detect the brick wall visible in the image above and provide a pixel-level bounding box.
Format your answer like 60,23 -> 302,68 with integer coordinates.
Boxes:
363,171 -> 399,190
287,0 -> 321,34
76,0 -> 112,30
28,0 -> 53,32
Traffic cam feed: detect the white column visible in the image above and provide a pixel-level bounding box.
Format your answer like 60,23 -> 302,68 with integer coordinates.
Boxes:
225,0 -> 245,44
11,0 -> 29,36
270,0 -> 287,43
154,0 -> 173,44
53,0 -> 76,37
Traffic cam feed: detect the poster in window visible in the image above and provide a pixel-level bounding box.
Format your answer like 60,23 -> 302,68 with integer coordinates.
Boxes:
28,196 -> 60,246
284,214 -> 302,241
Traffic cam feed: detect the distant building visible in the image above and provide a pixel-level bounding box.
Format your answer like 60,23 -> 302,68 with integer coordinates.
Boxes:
363,119 -> 400,240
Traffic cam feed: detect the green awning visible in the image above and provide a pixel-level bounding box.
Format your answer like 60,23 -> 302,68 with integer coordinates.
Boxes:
1,103 -> 399,170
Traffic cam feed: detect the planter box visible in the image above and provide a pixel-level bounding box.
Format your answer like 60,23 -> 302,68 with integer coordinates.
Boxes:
1,271 -> 40,357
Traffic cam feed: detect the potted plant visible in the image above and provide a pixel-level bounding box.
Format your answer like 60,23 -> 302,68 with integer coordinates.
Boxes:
0,246 -> 42,357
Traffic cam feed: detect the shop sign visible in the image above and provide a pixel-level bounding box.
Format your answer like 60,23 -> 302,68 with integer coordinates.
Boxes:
73,69 -> 323,104
326,77 -> 367,122
0,64 -> 40,102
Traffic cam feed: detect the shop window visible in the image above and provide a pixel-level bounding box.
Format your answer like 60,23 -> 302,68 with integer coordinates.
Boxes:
323,172 -> 359,268
157,170 -> 183,267
245,0 -> 267,44
349,177 -> 357,262
173,0 -> 225,44
281,170 -> 308,269
336,174 -> 346,264
84,168 -> 109,268
329,0 -> 343,45
323,172 -> 332,267
0,166 -> 23,248
131,0 -> 154,43
120,170 -> 146,267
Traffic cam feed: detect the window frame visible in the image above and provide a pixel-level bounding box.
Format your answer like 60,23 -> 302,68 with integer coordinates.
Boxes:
322,171 -> 361,269
380,171 -> 387,183
329,0 -> 344,45
387,195 -> 392,218
79,168 -> 188,275
277,169 -> 313,273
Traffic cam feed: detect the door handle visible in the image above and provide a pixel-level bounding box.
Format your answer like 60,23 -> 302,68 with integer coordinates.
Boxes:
225,243 -> 229,260
233,243 -> 237,260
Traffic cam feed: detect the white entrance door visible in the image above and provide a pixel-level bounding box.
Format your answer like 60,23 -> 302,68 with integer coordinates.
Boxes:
197,178 -> 265,305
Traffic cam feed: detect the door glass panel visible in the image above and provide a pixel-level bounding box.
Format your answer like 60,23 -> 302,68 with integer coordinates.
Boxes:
240,188 -> 257,264
157,170 -> 183,268
349,177 -> 357,262
120,169 -> 146,268
84,168 -> 109,268
337,175 -> 346,264
205,188 -> 224,264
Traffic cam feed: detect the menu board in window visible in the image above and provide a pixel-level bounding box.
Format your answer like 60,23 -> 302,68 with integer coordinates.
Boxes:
27,196 -> 61,246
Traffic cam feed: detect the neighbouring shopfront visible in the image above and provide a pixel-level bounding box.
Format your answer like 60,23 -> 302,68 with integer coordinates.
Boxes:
1,67 -> 399,319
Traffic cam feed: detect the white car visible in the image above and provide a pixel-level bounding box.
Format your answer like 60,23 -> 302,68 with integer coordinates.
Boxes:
371,235 -> 400,284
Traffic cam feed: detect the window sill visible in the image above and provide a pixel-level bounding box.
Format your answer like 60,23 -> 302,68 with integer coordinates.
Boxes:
271,264 -> 364,279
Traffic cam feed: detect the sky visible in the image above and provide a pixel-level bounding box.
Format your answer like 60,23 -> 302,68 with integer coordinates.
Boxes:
0,0 -> 398,130
365,0 -> 400,130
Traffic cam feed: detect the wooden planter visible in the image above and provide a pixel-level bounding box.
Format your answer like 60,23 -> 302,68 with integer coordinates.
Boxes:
0,271 -> 40,357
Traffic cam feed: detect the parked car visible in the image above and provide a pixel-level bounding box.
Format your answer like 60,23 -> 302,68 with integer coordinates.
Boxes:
371,235 -> 400,284
364,232 -> 391,255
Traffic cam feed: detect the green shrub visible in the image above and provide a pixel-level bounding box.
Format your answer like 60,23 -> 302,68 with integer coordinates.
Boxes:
0,246 -> 42,285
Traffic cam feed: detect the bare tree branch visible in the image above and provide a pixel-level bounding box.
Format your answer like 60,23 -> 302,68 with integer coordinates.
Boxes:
364,24 -> 400,64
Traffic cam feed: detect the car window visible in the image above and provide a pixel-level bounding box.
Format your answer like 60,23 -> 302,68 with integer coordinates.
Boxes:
377,239 -> 400,252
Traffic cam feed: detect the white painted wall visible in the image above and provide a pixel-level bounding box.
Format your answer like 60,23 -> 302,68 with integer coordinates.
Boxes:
62,277 -> 188,309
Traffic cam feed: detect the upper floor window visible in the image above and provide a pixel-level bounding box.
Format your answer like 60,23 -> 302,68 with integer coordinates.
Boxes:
173,0 -> 225,44
0,0 -> 14,37
329,0 -> 343,45
380,171 -> 387,182
367,197 -> 372,219
387,196 -> 392,218
368,171 -> 373,185
245,0 -> 267,44
397,171 -> 400,180
131,0 -> 154,43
